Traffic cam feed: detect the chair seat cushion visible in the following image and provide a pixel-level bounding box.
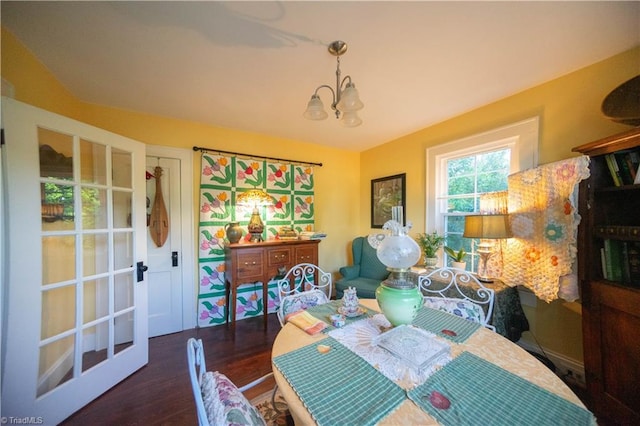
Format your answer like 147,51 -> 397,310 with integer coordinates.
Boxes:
280,289 -> 330,320
423,297 -> 486,325
201,371 -> 266,426
335,277 -> 381,299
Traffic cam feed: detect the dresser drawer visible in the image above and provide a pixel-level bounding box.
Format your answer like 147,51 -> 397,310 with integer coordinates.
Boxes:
267,247 -> 291,266
294,245 -> 317,264
235,251 -> 264,280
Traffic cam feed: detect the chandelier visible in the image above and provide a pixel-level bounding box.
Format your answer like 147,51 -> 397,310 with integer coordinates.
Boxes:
303,40 -> 364,127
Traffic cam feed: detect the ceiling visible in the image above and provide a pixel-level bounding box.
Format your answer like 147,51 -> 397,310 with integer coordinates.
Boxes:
2,1 -> 639,152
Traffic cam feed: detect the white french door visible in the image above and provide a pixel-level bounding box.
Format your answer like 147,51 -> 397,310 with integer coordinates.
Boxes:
1,98 -> 148,424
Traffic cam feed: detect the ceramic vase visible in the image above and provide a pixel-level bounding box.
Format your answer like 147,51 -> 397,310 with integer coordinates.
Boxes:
424,257 -> 438,269
225,221 -> 243,244
451,261 -> 466,270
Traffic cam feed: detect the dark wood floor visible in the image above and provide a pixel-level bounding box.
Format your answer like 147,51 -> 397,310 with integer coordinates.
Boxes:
61,314 -> 281,425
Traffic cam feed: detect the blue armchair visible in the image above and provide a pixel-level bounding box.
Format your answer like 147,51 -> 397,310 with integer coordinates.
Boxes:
336,236 -> 389,299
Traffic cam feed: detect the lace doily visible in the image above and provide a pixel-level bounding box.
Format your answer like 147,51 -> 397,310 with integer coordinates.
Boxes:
367,233 -> 386,249
328,314 -> 452,389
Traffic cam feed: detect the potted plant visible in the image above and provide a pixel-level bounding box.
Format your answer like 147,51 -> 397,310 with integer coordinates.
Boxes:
416,231 -> 445,268
444,246 -> 467,270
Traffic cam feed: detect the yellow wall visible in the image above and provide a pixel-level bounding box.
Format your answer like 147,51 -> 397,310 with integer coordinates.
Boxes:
1,28 -> 361,277
4,26 -> 640,363
360,46 -> 640,361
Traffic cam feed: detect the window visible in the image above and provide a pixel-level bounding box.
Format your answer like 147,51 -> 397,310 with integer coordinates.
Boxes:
426,118 -> 539,270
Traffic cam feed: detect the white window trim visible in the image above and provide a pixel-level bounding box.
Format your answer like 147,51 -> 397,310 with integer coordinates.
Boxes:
426,117 -> 539,233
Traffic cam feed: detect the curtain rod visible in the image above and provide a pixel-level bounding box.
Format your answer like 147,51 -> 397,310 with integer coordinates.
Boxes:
192,146 -> 322,167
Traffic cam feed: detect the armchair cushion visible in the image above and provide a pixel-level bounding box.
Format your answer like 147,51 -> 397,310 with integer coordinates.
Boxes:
336,236 -> 390,299
338,265 -> 360,280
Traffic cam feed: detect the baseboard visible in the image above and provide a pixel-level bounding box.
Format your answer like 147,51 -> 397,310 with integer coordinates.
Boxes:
517,340 -> 586,387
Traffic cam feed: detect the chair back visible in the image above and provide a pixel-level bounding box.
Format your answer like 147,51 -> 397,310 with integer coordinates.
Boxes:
418,267 -> 496,331
353,236 -> 389,280
187,338 -> 211,426
276,263 -> 332,326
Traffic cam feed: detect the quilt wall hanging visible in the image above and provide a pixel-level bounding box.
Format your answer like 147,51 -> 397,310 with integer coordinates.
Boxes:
502,156 -> 590,302
198,153 -> 315,327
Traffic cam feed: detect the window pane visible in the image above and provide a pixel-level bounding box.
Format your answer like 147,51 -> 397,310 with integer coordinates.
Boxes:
448,175 -> 474,195
80,139 -> 107,185
478,171 -> 508,193
38,334 -> 75,397
38,128 -> 73,180
41,182 -> 75,230
82,187 -> 107,229
41,285 -> 76,339
83,278 -> 109,324
112,148 -> 132,188
83,234 -> 108,277
447,197 -> 475,213
42,235 -> 76,284
113,190 -> 132,228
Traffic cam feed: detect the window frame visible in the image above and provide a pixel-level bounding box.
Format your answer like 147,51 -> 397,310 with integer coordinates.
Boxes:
425,117 -> 539,249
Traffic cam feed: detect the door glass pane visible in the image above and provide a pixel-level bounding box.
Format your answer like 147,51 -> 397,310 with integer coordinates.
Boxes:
80,139 -> 106,185
83,233 -> 108,277
112,148 -> 132,188
114,312 -> 134,354
41,182 -> 75,231
82,187 -> 107,229
81,324 -> 108,373
83,278 -> 109,324
114,232 -> 133,270
38,127 -> 73,180
42,235 -> 76,284
115,273 -> 134,312
113,190 -> 132,228
41,285 -> 76,339
38,334 -> 75,397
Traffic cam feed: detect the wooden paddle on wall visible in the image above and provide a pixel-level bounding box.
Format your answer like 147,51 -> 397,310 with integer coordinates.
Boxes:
150,166 -> 169,247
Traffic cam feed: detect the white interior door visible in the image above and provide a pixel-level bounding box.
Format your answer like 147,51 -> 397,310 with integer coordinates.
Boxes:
146,156 -> 183,337
1,97 -> 148,425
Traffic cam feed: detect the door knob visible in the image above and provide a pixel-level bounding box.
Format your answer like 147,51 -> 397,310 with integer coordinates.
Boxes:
136,261 -> 148,282
172,251 -> 179,267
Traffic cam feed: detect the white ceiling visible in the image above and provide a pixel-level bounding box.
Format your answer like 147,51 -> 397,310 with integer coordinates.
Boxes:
2,1 -> 639,151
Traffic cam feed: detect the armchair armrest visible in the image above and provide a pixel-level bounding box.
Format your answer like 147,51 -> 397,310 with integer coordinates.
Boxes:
339,265 -> 360,280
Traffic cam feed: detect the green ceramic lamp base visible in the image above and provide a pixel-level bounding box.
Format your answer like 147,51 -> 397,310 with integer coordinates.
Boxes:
375,283 -> 422,326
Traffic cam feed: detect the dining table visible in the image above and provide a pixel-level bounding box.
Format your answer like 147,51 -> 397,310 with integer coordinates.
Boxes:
271,298 -> 595,426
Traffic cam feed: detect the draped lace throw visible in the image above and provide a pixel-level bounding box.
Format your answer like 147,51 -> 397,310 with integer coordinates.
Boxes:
502,156 -> 590,302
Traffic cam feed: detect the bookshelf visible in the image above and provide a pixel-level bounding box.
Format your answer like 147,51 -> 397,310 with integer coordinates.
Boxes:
572,127 -> 640,425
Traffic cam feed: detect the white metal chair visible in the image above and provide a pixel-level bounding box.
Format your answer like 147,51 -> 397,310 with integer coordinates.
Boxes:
417,267 -> 496,331
187,338 -> 274,426
276,263 -> 333,326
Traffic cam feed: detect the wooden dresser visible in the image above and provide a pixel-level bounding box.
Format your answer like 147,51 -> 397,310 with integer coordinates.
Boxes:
224,239 -> 320,331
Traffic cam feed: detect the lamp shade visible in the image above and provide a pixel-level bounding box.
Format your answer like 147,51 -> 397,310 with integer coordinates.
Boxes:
463,214 -> 512,239
336,82 -> 364,112
236,189 -> 273,206
303,95 -> 328,120
340,111 -> 363,127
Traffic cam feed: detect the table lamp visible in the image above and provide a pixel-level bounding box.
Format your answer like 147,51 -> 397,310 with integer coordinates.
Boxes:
463,214 -> 512,283
375,219 -> 423,326
236,189 -> 273,242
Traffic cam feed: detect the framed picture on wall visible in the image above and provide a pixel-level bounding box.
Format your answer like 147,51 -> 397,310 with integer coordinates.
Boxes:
371,173 -> 406,228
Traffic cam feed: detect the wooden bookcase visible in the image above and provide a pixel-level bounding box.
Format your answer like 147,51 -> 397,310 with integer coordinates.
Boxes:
573,127 -> 640,425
